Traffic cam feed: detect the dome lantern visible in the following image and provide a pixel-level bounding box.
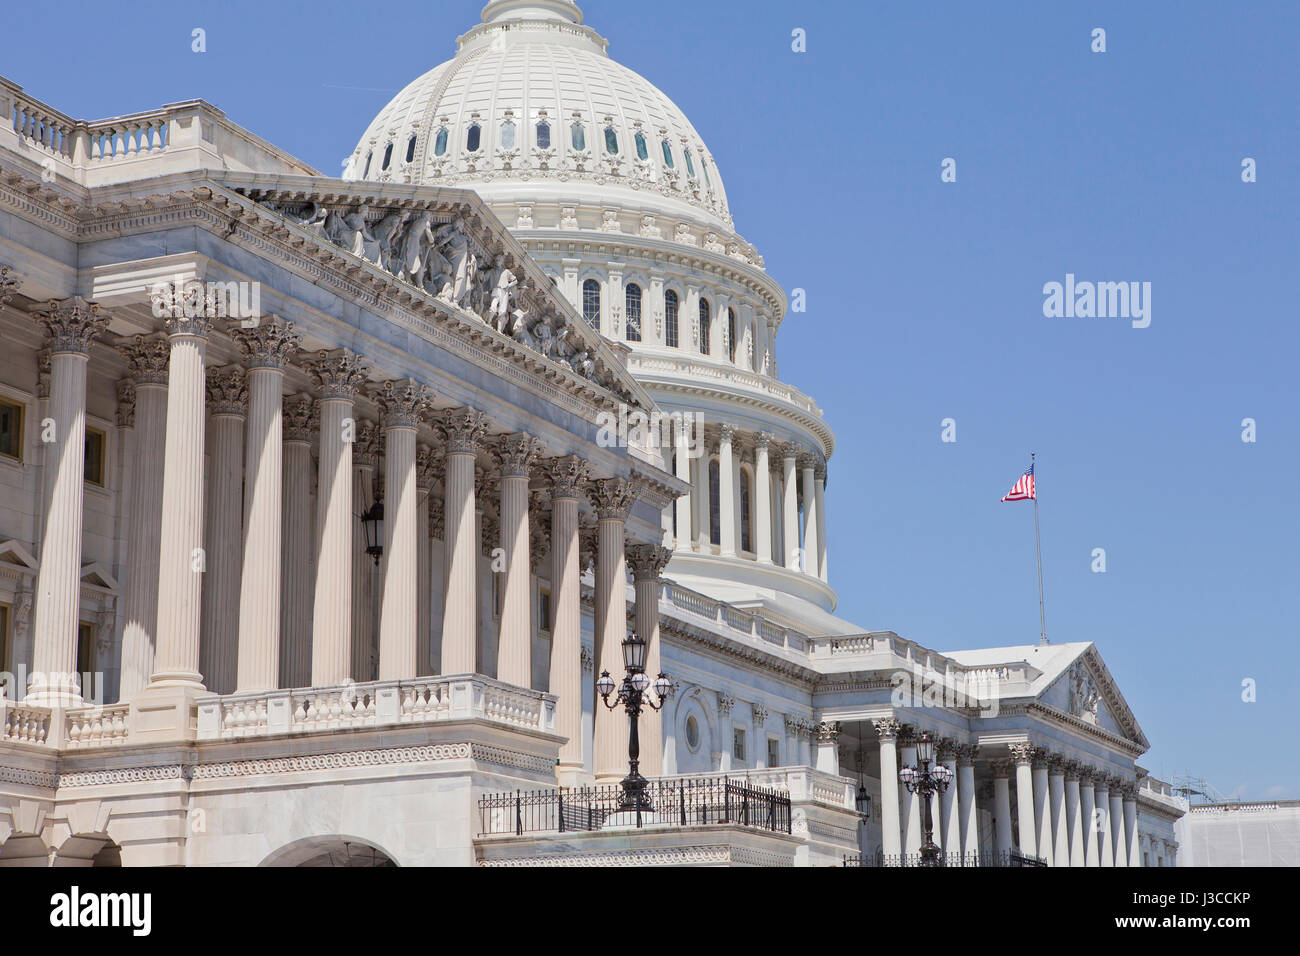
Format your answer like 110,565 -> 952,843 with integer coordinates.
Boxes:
481,0 -> 582,24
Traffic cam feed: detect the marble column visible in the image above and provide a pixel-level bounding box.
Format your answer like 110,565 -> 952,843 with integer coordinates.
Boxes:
900,730 -> 921,855
754,433 -> 773,565
1095,776 -> 1114,867
1080,770 -> 1099,867
992,759 -> 1014,857
873,719 -> 902,859
200,367 -> 246,695
279,394 -> 315,690
813,721 -> 840,776
717,425 -> 736,557
495,434 -> 542,688
1010,743 -> 1038,859
27,299 -> 109,705
351,422 -> 380,681
937,741 -> 959,862
673,415 -> 692,551
1049,757 -> 1070,867
415,445 -> 438,680
305,349 -> 366,687
1124,787 -> 1140,867
1033,749 -> 1053,865
547,457 -> 588,784
694,434 -> 711,551
150,312 -> 211,691
814,463 -> 828,582
628,543 -> 671,777
1066,762 -> 1084,867
781,446 -> 799,569
374,380 -> 429,681
958,744 -> 979,862
1111,780 -> 1128,868
439,408 -> 487,674
800,456 -> 818,577
116,336 -> 169,699
232,322 -> 299,693
589,477 -> 638,783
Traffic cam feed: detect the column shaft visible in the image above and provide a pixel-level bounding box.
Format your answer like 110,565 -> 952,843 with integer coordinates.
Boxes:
1050,767 -> 1069,867
875,723 -> 902,859
379,425 -> 418,679
497,471 -> 531,687
814,470 -> 828,582
993,772 -> 1014,856
1013,750 -> 1038,858
118,379 -> 166,698
549,478 -> 583,781
801,461 -> 818,576
958,759 -> 978,861
593,515 -> 628,782
311,396 -> 353,686
1124,796 -> 1140,867
279,428 -> 312,689
1097,783 -> 1114,867
1033,760 -> 1052,865
673,417 -> 692,551
718,427 -> 736,556
1081,777 -> 1099,867
782,451 -> 798,569
754,437 -> 772,564
1066,772 -> 1084,867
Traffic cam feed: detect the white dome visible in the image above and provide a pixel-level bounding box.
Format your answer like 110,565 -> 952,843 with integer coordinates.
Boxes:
343,0 -> 731,229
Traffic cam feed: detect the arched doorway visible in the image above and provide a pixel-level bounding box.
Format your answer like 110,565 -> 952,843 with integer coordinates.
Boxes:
261,837 -> 398,867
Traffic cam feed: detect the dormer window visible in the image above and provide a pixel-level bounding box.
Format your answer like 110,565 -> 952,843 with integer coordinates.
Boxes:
466,123 -> 482,152
381,142 -> 393,170
604,126 -> 619,155
536,121 -> 551,149
634,131 -> 648,160
434,128 -> 448,156
405,135 -> 417,163
501,119 -> 516,149
661,140 -> 674,168
684,147 -> 696,178
571,121 -> 586,151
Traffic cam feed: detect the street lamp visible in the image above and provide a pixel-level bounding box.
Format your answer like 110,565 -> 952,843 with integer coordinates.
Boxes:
899,730 -> 954,866
596,630 -> 674,814
360,501 -> 384,565
855,739 -> 871,821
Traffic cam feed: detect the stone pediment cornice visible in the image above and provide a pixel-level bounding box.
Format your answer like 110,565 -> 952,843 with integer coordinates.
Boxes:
1037,644 -> 1148,752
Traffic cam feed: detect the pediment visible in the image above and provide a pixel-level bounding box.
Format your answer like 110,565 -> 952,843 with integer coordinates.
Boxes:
0,540 -> 38,571
1041,645 -> 1148,750
79,562 -> 117,591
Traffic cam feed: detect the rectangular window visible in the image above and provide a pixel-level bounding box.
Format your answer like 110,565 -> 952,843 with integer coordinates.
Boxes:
0,397 -> 23,462
492,573 -> 501,619
733,727 -> 745,761
84,427 -> 106,486
77,620 -> 95,677
538,588 -> 551,633
767,737 -> 780,768
0,603 -> 10,673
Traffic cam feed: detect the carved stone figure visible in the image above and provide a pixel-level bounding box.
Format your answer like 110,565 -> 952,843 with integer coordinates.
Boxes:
344,205 -> 379,263
398,211 -> 436,282
486,256 -> 518,331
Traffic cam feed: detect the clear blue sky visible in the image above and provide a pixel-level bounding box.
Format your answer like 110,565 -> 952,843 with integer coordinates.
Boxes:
7,0 -> 1296,798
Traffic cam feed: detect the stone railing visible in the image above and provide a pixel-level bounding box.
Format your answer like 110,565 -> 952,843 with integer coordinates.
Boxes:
662,580 -> 808,654
689,766 -> 856,810
0,697 -> 51,745
63,703 -> 131,748
197,675 -> 557,741
625,353 -> 823,419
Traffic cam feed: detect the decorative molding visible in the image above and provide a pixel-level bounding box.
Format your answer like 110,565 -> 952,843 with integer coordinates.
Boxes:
33,297 -> 110,355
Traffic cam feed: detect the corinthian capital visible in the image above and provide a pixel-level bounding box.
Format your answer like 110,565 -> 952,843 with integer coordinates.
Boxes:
206,365 -> 248,416
1009,741 -> 1036,765
371,379 -> 433,430
230,319 -> 300,370
872,717 -> 901,741
283,394 -> 317,443
587,476 -> 642,520
116,334 -> 170,386
546,455 -> 590,498
814,720 -> 841,743
0,265 -> 19,306
34,297 -> 110,355
305,348 -> 369,399
626,542 -> 672,581
439,407 -> 488,454
495,433 -> 545,478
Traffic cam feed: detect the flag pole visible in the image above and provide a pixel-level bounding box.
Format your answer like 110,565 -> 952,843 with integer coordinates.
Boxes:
1032,452 -> 1047,644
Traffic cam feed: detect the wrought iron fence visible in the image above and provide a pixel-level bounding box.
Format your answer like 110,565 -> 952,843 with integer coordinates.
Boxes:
842,849 -> 1048,868
479,778 -> 792,836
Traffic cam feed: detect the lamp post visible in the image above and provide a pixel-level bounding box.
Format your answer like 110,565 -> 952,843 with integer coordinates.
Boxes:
899,730 -> 954,866
360,500 -> 384,565
596,630 -> 674,814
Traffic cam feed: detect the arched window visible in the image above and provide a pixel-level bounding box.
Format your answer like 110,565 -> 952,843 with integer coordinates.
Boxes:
536,121 -> 551,149
362,151 -> 372,177
661,140 -> 674,168
405,135 -> 417,163
434,128 -> 448,156
625,283 -> 643,342
664,289 -> 680,348
381,142 -> 393,170
684,147 -> 696,178
634,131 -> 649,160
604,126 -> 619,154
702,159 -> 712,190
500,120 -> 516,150
740,470 -> 753,553
571,121 -> 586,151
582,279 -> 601,331
728,308 -> 737,362
466,123 -> 481,152
708,459 -> 720,545
699,298 -> 711,355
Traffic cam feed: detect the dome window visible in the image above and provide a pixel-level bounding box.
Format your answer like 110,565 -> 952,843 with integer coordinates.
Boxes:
740,470 -> 753,552
634,131 -> 648,161
582,279 -> 601,331
728,308 -> 737,363
362,151 -> 372,178
708,460 -> 721,545
699,298 -> 711,355
604,126 -> 619,155
661,140 -> 674,168
571,121 -> 586,151
625,283 -> 643,342
434,128 -> 448,156
405,135 -> 417,164
536,121 -> 551,149
501,120 -> 516,150
665,289 -> 680,348
381,142 -> 393,171
702,159 -> 712,190
684,148 -> 696,179
466,123 -> 482,152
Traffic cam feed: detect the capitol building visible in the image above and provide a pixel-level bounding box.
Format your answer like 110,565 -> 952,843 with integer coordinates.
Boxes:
0,0 -> 1181,866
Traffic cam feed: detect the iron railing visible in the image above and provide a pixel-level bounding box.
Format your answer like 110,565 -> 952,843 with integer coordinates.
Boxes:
842,849 -> 1048,868
479,778 -> 792,836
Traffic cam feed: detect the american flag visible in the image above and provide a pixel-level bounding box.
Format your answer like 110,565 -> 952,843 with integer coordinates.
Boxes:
1001,464 -> 1036,501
